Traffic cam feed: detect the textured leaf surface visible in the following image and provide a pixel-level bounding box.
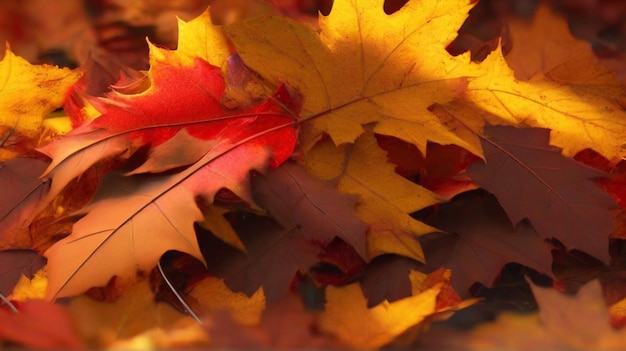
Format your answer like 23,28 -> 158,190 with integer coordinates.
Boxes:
467,126 -> 616,262
226,0 -> 480,154
0,47 -> 80,141
318,270 -> 442,349
44,131 -> 292,299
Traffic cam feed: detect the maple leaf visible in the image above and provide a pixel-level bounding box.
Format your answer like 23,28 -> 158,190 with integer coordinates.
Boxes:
303,131 -> 442,262
230,0 -> 626,162
0,46 -> 81,145
225,0 -> 480,155
0,158 -> 50,249
252,162 -> 368,259
466,125 -> 616,262
45,126 -> 294,299
318,269 -> 462,349
41,16 -> 298,299
418,190 -> 554,295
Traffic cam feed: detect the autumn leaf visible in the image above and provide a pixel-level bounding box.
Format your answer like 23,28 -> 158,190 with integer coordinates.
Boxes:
225,0 -> 480,155
0,46 -> 80,145
318,269 -> 459,349
252,162 -> 368,259
42,15 -> 299,299
304,131 -> 442,262
466,125 -> 616,262
504,5 -> 592,81
418,190 -> 554,295
44,124 -> 294,299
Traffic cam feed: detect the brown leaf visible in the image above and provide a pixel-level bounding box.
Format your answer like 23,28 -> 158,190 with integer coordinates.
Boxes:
467,125 -> 616,262
419,190 -> 554,295
252,162 -> 368,259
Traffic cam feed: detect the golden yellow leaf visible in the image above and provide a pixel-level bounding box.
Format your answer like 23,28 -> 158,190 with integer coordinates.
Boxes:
10,267 -> 47,301
187,276 -> 265,326
198,205 -> 246,252
318,269 -> 441,349
0,46 -> 80,141
149,9 -> 229,69
303,131 -> 442,261
225,0 -> 481,154
466,47 -> 626,159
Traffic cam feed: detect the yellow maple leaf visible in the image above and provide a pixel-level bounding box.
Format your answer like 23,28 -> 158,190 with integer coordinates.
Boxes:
149,9 -> 229,70
303,130 -> 442,261
10,267 -> 48,301
225,0 -> 481,155
318,269 -> 442,349
0,45 -> 81,142
187,276 -> 265,326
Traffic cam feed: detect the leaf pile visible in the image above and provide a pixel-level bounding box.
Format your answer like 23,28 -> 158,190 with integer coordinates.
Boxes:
0,0 -> 625,349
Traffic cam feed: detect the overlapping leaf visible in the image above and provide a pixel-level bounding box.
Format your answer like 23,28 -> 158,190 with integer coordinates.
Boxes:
303,131 -> 443,262
0,46 -> 80,147
41,16 -> 299,299
467,126 -> 616,262
419,190 -> 554,295
225,0 -> 481,155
